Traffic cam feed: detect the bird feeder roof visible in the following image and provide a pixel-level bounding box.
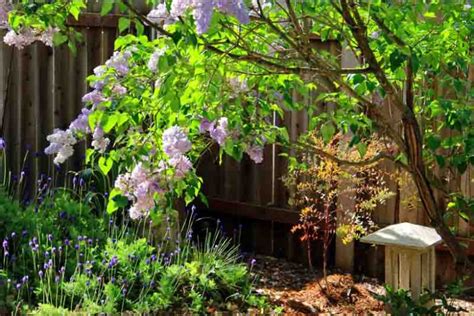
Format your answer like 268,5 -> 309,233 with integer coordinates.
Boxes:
360,222 -> 442,250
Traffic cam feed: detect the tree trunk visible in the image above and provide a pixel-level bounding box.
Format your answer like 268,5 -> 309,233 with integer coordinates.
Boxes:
403,112 -> 473,271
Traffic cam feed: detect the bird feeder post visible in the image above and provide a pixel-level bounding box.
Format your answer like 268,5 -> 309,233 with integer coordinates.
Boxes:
360,222 -> 442,301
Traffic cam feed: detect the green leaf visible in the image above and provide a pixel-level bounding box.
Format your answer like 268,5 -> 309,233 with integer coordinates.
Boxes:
53,32 -> 68,46
100,1 -> 114,16
102,114 -> 118,133
199,192 -> 208,207
435,155 -> 446,168
88,111 -> 103,131
85,148 -> 95,164
321,122 -> 335,143
135,20 -> 145,35
426,135 -> 441,151
106,188 -> 128,214
69,0 -> 85,20
389,50 -> 406,72
423,11 -> 436,18
67,40 -> 77,56
356,143 -> 367,158
118,17 -> 130,33
98,156 -> 113,175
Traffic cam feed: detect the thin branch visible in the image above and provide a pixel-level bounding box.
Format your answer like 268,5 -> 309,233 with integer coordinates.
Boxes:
121,0 -> 172,37
371,15 -> 407,48
295,141 -> 409,170
339,0 -> 404,112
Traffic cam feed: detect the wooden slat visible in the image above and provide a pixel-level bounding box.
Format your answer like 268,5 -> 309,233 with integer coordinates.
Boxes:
399,251 -> 410,290
67,13 -> 122,28
207,198 -> 299,224
392,250 -> 399,290
410,252 -> 422,300
421,251 -> 430,291
430,247 -> 436,290
385,246 -> 393,287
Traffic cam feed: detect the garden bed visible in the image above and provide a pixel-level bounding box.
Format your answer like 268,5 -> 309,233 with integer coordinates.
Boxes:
251,255 -> 474,315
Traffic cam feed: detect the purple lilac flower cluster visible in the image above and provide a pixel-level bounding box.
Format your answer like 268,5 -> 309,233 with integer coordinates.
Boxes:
170,0 -> 250,34
114,126 -> 194,220
245,143 -> 264,164
147,3 -> 177,27
44,49 -> 134,164
0,0 -> 10,29
162,126 -> 193,179
199,116 -> 265,163
115,163 -> 164,220
91,127 -> 110,154
147,48 -> 167,72
3,26 -> 59,50
199,117 -> 229,146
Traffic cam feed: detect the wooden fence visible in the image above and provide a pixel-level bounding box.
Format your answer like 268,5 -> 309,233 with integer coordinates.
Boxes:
0,4 -> 471,286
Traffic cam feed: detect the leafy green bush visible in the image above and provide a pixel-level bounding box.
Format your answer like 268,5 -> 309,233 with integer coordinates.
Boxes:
376,284 -> 465,315
0,187 -> 267,313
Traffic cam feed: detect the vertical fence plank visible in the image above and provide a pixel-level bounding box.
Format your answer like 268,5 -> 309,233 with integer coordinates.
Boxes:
410,252 -> 422,300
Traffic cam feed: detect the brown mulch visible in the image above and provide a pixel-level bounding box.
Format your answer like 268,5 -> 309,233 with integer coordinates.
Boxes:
250,255 -> 474,315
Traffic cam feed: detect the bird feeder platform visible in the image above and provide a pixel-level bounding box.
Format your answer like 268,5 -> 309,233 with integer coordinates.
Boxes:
360,222 -> 442,300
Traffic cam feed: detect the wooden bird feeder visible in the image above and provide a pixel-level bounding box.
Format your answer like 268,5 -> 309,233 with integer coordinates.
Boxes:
360,222 -> 442,301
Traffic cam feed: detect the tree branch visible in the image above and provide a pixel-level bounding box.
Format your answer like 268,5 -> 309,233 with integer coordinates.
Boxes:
295,141 -> 406,169
338,0 -> 405,112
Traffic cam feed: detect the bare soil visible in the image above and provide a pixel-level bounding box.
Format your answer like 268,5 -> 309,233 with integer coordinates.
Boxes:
250,255 -> 474,315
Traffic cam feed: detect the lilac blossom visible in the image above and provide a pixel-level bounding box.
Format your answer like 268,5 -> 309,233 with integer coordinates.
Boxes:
114,173 -> 134,199
169,155 -> 193,178
147,48 -> 166,72
69,108 -> 91,134
245,143 -> 264,164
91,126 -> 110,153
199,118 -> 215,133
94,65 -> 107,77
115,163 -> 163,220
3,26 -> 58,49
44,129 -> 77,165
81,90 -> 106,106
131,163 -> 149,184
170,0 -> 249,34
0,137 -> 5,150
192,1 -> 215,34
3,29 -> 36,50
0,0 -> 10,29
111,84 -> 127,96
162,126 -> 192,158
38,27 -> 58,47
215,0 -> 250,24
105,51 -> 131,76
147,3 -> 177,26
228,77 -> 248,94
209,117 -> 229,145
